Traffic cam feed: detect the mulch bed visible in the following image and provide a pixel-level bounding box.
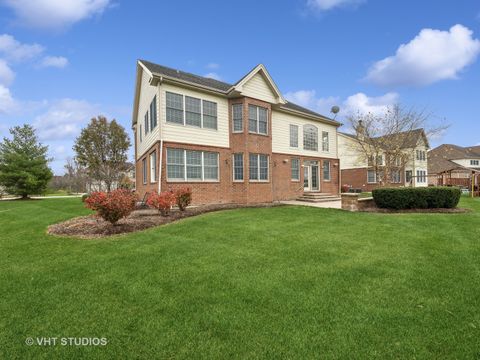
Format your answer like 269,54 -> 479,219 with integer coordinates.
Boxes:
359,207 -> 470,214
47,203 -> 283,239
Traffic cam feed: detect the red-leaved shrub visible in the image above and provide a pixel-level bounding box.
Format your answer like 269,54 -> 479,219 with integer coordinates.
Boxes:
175,187 -> 192,211
146,191 -> 176,216
85,189 -> 136,224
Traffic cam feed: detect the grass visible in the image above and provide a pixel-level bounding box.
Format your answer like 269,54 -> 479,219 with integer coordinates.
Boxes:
1,197 -> 480,359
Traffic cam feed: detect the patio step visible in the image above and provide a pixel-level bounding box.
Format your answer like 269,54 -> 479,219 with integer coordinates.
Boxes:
297,192 -> 341,203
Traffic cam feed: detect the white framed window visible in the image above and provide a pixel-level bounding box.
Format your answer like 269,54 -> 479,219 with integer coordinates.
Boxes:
139,124 -> 142,142
290,125 -> 298,148
150,151 -> 157,182
249,153 -> 269,181
416,170 -> 427,183
470,159 -> 479,166
232,104 -> 243,133
142,158 -> 147,184
166,148 -> 219,182
233,153 -> 244,181
303,124 -> 318,151
202,100 -> 217,129
367,170 -> 376,184
394,156 -> 401,166
150,96 -> 157,130
416,150 -> 426,161
323,160 -> 331,181
144,111 -> 149,135
185,96 -> 202,127
248,105 -> 268,135
391,169 -> 401,183
166,92 -> 184,124
291,158 -> 300,181
166,91 -> 218,130
322,131 -> 329,152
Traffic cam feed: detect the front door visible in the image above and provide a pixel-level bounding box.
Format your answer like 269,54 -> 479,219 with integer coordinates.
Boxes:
303,163 -> 320,191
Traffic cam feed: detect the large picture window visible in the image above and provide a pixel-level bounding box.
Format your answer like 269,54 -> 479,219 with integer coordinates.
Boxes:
303,125 -> 318,151
291,158 -> 300,181
233,153 -> 244,181
166,148 -> 219,181
249,153 -> 268,181
232,104 -> 243,132
290,125 -> 298,148
248,105 -> 268,135
166,91 -> 218,129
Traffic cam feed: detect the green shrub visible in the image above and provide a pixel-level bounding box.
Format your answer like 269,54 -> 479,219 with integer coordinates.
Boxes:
372,187 -> 461,210
81,194 -> 90,203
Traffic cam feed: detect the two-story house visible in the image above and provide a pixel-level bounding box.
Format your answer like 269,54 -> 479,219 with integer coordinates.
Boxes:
338,127 -> 429,191
428,144 -> 480,187
132,60 -> 341,204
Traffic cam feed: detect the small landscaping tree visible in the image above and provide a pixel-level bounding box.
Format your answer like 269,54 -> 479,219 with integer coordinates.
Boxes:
85,189 -> 136,224
175,187 -> 192,211
0,125 -> 53,198
146,191 -> 176,216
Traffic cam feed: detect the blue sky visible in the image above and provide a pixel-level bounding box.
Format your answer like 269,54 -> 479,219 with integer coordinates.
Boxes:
0,0 -> 479,174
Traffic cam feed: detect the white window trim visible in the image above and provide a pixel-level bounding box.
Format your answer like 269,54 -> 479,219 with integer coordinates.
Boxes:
142,158 -> 147,185
323,160 -> 331,182
232,104 -> 243,133
150,151 -> 157,183
290,124 -> 299,148
165,91 -> 218,131
367,169 -> 377,184
322,131 -> 329,152
303,124 -> 319,152
249,153 -> 269,182
291,157 -> 300,182
248,105 -> 268,136
232,153 -> 244,182
470,159 -> 479,166
166,148 -> 220,183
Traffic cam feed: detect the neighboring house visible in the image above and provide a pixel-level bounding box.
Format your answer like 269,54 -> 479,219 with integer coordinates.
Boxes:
132,60 -> 341,204
86,162 -> 136,192
338,128 -> 429,191
428,144 -> 480,187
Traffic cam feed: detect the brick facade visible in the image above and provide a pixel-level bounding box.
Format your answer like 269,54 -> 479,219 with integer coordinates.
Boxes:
135,96 -> 340,205
341,167 -> 404,192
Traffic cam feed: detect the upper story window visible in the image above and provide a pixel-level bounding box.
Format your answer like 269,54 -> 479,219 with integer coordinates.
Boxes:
149,96 -> 157,130
232,104 -> 243,133
368,154 -> 384,166
248,105 -> 268,135
303,125 -> 318,151
290,125 -> 298,148
166,91 -> 218,130
470,159 -> 479,166
144,112 -> 149,135
322,131 -> 329,152
416,150 -> 426,161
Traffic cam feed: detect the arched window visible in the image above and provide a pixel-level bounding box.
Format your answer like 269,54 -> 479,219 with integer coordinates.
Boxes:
303,125 -> 318,151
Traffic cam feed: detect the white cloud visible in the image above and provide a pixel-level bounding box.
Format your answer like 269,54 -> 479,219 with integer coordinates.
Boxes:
285,89 -> 399,117
1,0 -> 111,29
39,56 -> 69,68
0,84 -> 17,113
204,72 -> 222,81
343,92 -> 399,116
0,34 -> 44,62
307,0 -> 365,11
33,98 -> 100,141
366,24 -> 480,87
206,62 -> 219,69
0,59 -> 15,86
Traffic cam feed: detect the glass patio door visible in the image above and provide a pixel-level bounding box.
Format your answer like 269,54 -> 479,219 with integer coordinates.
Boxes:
311,165 -> 319,191
303,166 -> 310,191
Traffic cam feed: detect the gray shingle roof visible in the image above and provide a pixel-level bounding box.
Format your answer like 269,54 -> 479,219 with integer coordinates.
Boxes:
340,128 -> 427,149
428,144 -> 480,174
138,59 -> 338,124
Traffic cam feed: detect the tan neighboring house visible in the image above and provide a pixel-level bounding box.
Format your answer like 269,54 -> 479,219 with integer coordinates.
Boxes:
132,60 -> 341,205
428,144 -> 480,188
338,128 -> 429,191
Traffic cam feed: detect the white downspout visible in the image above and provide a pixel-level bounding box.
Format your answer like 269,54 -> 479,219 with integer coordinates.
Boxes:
157,77 -> 163,193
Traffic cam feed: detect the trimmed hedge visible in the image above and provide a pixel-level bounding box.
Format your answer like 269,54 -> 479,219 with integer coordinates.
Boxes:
372,187 -> 461,210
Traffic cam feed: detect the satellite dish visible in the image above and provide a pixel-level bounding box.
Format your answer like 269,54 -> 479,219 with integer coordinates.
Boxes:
331,106 -> 340,115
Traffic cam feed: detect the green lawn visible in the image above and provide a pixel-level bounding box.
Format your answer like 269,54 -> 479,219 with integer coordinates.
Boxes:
1,197 -> 480,359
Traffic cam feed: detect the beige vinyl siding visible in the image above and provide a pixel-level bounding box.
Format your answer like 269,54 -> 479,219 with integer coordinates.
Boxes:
338,134 -> 367,169
159,83 -> 229,148
136,68 -> 160,159
271,109 -> 337,159
241,73 -> 277,104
